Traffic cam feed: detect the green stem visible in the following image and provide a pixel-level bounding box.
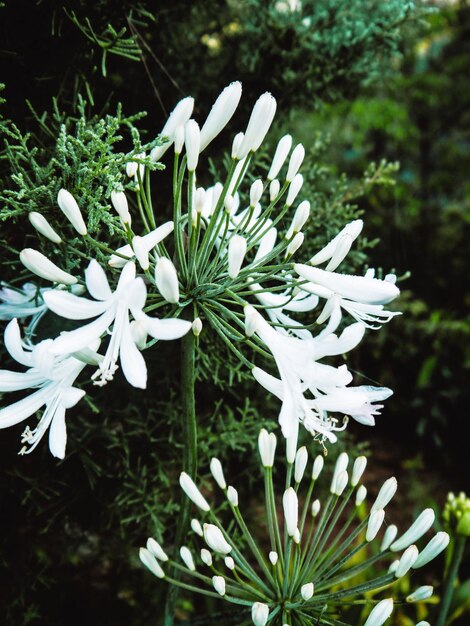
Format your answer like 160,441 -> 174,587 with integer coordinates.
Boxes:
436,536 -> 466,626
164,327 -> 197,626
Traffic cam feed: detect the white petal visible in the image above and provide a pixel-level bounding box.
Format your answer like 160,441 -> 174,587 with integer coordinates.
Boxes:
140,315 -> 191,340
0,386 -> 50,428
4,319 -> 32,366
60,387 -> 86,409
313,322 -> 365,358
119,319 -> 147,389
252,367 -> 284,400
51,308 -> 116,355
43,290 -> 109,320
85,260 -> 112,300
48,405 -> 67,459
0,369 -> 45,392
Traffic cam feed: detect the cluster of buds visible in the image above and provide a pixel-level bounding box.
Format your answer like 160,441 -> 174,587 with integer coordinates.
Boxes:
139,429 -> 449,625
443,491 -> 470,537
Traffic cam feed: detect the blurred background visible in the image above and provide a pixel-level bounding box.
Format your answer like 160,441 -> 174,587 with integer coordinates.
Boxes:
0,1 -> 469,624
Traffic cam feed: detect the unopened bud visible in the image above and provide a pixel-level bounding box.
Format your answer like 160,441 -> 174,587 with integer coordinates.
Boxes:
191,519 -> 203,537
210,458 -> 226,490
413,531 -> 450,568
312,455 -> 324,480
301,582 -> 314,601
269,551 -> 278,565
139,547 -> 165,578
367,509 -> 385,542
132,236 -> 149,271
192,317 -> 203,336
269,179 -> 281,201
111,190 -> 131,225
395,545 -> 419,577
294,446 -> 308,484
351,456 -> 367,487
185,120 -> 201,171
406,586 -> 433,603
200,82 -> 242,152
228,234 -> 247,279
268,134 -> 292,180
363,598 -> 393,626
391,509 -> 435,552
283,488 -> 298,537
285,174 -> 303,207
146,538 -> 169,562
286,144 -> 305,182
311,499 -> 321,517
212,575 -> 226,596
227,486 -> 239,507
371,477 -> 397,512
180,546 -> 196,571
200,548 -> 212,566
251,602 -> 270,626
29,212 -> 62,244
155,257 -> 180,304
179,472 -> 210,512
381,525 -> 398,551
204,523 -> 232,555
258,428 -> 277,468
57,189 -> 87,235
355,485 -> 367,506
20,248 -> 77,285
286,232 -> 304,257
238,93 -> 277,159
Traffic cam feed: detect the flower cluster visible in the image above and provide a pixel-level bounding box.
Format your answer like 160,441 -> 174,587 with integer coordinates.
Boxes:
1,82 -> 399,456
140,428 -> 448,626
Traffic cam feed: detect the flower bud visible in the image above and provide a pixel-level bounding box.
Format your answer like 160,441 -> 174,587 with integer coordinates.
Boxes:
269,551 -> 278,565
139,547 -> 165,578
366,509 -> 385,542
29,212 -> 62,244
126,160 -> 138,178
406,586 -> 433,603
179,472 -> 210,512
227,486 -> 238,507
380,525 -> 398,551
258,429 -> 277,468
312,455 -> 324,480
388,560 -> 399,573
192,317 -> 203,336
311,499 -> 321,516
185,120 -> 201,171
191,519 -> 203,537
203,523 -> 232,555
250,179 -> 263,207
245,305 -> 260,337
371,477 -> 397,512
351,456 -> 367,487
20,248 -> 77,285
301,582 -> 314,601
146,538 -> 169,561
194,187 -> 206,214
210,457 -> 226,490
286,426 -> 298,465
238,93 -> 277,159
268,134 -> 292,180
286,200 -> 310,238
355,485 -> 367,506
57,189 -> 87,235
212,575 -> 226,596
285,174 -> 303,207
224,556 -> 235,570
231,132 -> 245,159
111,190 -> 131,225
293,528 -> 301,544
283,487 -> 298,537
412,531 -> 450,568
286,232 -> 304,257
395,545 -> 419,577
180,546 -> 196,571
363,598 -> 393,626
228,234 -> 247,279
174,125 -> 185,155
286,144 -> 305,182
151,97 -> 194,162
269,179 -> 281,201
294,446 -> 308,484
132,236 -> 149,271
200,548 -> 212,566
155,257 -> 180,304
391,509 -> 435,552
331,452 -> 349,492
415,622 -> 431,626
199,82 -> 242,152
251,602 -> 270,626
332,470 -> 348,496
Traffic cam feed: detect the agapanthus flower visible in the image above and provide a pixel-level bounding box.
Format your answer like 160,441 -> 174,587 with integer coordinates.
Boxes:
139,428 -> 448,625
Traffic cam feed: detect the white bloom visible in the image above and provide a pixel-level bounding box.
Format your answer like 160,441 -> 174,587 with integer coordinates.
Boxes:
301,582 -> 314,601
150,97 -> 194,162
185,120 -> 201,171
258,428 -> 277,467
390,509 -> 435,552
180,472 -> 210,512
109,222 -> 174,267
351,456 -> 367,486
285,173 -> 303,206
371,478 -> 398,512
0,319 -> 94,458
57,188 -> 87,235
381,525 -> 398,551
366,509 -> 385,542
201,549 -> 212,566
111,191 -> 132,225
0,282 -> 48,326
356,485 -> 367,506
190,519 -> 203,537
139,547 -> 165,578
20,248 -> 77,285
44,260 -> 190,388
363,598 -> 393,626
180,546 -> 196,571
412,531 -> 450,568
286,144 -> 305,182
146,537 -> 169,561
228,235 -> 247,279
395,545 -> 419,577
294,446 -> 308,483
283,487 -> 298,537
238,93 -> 277,159
312,455 -> 324,480
268,134 -> 292,180
29,212 -> 62,244
212,575 -> 226,596
155,257 -> 180,304
227,486 -> 239,507
406,586 -> 433,602
251,602 -> 270,626
210,457 -> 227,490
203,523 -> 232,555
269,551 -> 278,565
199,82 -> 242,151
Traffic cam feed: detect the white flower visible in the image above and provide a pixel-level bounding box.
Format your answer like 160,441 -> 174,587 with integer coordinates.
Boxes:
301,582 -> 314,601
268,134 -> 292,180
43,260 -> 190,388
238,93 -> 277,159
203,523 -> 232,555
210,457 -> 227,490
57,188 -> 87,235
228,235 -> 247,279
258,428 -> 277,467
286,144 -> 305,182
190,519 -> 203,537
212,575 -> 226,596
390,508 -> 435,552
366,509 -> 385,542
0,282 -> 48,328
199,82 -> 242,151
395,545 -> 419,577
180,472 -> 210,512
351,456 -> 367,486
109,222 -> 174,268
180,546 -> 196,571
111,191 -> 132,225
283,487 -> 298,537
155,257 -> 180,304
185,120 -> 201,171
363,598 -> 393,626
251,602 -> 269,626
294,446 -> 308,483
150,97 -> 195,162
372,477 -> 398,512
381,525 -> 398,551
406,586 -> 433,602
20,248 -> 77,285
0,319 -> 95,458
146,538 -> 169,561
412,531 -> 450,568
309,220 -> 363,271
139,548 -> 165,578
29,212 -> 62,244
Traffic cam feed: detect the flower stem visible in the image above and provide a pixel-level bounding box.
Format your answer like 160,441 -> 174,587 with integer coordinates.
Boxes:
164,326 -> 197,626
436,536 -> 466,626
